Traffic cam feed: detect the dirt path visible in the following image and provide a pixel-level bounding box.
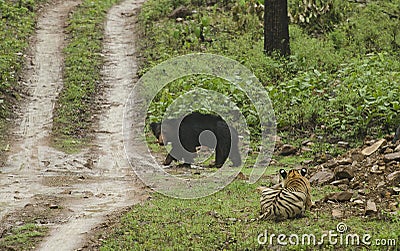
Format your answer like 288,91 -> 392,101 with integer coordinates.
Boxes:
0,0 -> 147,250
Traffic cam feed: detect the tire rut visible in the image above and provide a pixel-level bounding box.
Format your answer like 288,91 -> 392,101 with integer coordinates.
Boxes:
0,0 -> 147,250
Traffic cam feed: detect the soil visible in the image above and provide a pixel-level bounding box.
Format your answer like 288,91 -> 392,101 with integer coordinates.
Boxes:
308,135 -> 400,220
0,0 -> 148,250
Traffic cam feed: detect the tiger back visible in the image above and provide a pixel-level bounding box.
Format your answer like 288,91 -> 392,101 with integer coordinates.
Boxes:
260,168 -> 312,221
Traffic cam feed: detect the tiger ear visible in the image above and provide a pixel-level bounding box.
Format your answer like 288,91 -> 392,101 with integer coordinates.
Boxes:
279,169 -> 287,179
300,168 -> 307,176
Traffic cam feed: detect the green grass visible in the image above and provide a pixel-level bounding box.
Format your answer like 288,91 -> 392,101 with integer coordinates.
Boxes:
99,0 -> 400,250
137,0 -> 400,152
0,0 -> 47,157
52,0 -> 120,152
0,223 -> 48,251
100,180 -> 399,250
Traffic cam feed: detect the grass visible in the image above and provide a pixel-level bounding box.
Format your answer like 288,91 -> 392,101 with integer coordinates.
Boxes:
0,0 -> 47,157
52,0 -> 120,152
100,177 -> 398,250
0,223 -> 48,250
100,0 -> 400,250
137,0 -> 400,154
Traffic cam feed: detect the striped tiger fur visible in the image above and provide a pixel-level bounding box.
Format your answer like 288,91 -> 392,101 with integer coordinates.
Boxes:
260,168 -> 312,221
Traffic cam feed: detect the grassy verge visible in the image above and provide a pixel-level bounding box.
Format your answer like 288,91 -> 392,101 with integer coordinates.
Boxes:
0,224 -> 48,250
100,166 -> 398,250
0,0 -> 47,158
52,0 -> 120,152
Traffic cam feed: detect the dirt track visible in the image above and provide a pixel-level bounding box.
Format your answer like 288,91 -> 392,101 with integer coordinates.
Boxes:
0,0 -> 147,250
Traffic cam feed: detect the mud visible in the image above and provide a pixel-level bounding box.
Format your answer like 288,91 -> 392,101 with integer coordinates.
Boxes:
0,0 -> 147,250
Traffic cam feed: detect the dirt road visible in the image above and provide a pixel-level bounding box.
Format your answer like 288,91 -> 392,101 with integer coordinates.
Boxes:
0,0 -> 147,250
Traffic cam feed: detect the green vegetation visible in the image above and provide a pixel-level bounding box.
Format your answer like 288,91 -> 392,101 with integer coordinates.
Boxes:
139,0 -> 400,154
101,177 -> 398,250
0,223 -> 47,250
0,0 -> 46,154
101,0 -> 400,250
52,0 -> 119,152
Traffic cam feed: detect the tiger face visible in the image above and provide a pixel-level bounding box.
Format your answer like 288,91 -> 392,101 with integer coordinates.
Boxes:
280,168 -> 312,210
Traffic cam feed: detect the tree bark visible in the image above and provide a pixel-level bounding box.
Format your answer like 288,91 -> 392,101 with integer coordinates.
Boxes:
264,0 -> 290,57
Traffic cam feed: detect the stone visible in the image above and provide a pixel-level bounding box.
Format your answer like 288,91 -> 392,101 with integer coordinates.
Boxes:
384,152 -> 400,162
324,191 -> 353,202
332,209 -> 343,218
330,179 -> 350,186
301,146 -> 312,152
365,200 -> 377,215
353,199 -> 364,205
377,181 -> 386,189
279,144 -> 297,156
351,151 -> 365,162
309,170 -> 335,185
334,165 -> 354,180
387,171 -> 400,185
361,139 -> 386,156
324,160 -> 338,169
49,204 -> 59,209
394,144 -> 400,152
337,158 -> 352,165
337,141 -> 349,148
370,165 -> 383,174
392,187 -> 400,194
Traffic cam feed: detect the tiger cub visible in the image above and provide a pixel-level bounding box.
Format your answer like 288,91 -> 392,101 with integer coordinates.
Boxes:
260,168 -> 312,221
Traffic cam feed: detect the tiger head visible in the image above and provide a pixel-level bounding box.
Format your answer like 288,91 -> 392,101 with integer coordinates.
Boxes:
280,168 -> 312,210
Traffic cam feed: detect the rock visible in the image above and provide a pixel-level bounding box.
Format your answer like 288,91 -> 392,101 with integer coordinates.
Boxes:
337,158 -> 352,165
394,144 -> 400,152
309,170 -> 334,185
384,152 -> 400,162
49,204 -> 59,209
324,191 -> 353,202
392,187 -> 400,194
365,200 -> 377,215
383,147 -> 393,154
353,199 -> 364,205
337,141 -> 349,148
370,165 -> 383,174
334,165 -> 354,180
376,181 -> 386,189
338,184 -> 349,191
332,209 -> 343,218
387,171 -> 400,185
388,202 -> 398,211
351,151 -> 365,162
279,144 -> 297,156
301,146 -> 312,152
323,160 -> 338,169
330,179 -> 350,186
361,139 -> 386,156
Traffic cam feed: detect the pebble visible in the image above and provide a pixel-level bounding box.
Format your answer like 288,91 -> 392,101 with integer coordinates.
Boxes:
365,200 -> 377,215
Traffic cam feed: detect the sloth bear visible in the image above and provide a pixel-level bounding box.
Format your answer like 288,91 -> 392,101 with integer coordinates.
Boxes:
150,112 -> 241,167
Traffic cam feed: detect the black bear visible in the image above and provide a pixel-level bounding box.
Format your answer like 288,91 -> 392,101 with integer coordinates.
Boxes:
150,112 -> 241,167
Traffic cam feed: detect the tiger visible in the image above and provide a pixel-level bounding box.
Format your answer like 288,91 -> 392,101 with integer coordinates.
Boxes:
260,168 -> 312,221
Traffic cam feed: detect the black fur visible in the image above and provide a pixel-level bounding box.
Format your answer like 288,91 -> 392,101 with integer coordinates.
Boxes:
150,112 -> 241,167
393,125 -> 400,144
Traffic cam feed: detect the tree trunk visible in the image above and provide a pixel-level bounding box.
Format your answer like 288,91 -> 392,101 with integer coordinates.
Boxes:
264,0 -> 290,57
